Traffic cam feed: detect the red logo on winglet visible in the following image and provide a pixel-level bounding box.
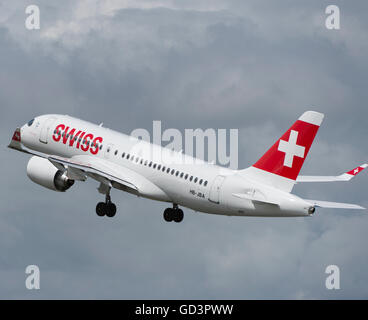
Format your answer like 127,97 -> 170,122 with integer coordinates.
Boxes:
12,130 -> 21,142
347,166 -> 365,176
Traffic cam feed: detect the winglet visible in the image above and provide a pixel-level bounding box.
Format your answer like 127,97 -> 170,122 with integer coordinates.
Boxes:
297,163 -> 368,182
337,163 -> 368,181
8,128 -> 22,151
345,164 -> 368,177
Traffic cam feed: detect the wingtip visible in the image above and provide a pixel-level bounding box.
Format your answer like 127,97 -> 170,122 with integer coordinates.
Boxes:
346,164 -> 368,176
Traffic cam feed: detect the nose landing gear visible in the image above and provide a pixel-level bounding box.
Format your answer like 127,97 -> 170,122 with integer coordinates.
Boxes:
163,204 -> 184,223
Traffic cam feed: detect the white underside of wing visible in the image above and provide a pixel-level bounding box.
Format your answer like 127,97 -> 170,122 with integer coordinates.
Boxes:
306,199 -> 366,210
48,155 -> 171,202
49,155 -> 139,192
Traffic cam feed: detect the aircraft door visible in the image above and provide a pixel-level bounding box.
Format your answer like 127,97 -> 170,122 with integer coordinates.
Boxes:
39,117 -> 56,144
209,175 -> 226,204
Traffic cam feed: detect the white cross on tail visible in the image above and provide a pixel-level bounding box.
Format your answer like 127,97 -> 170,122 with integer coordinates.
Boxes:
278,130 -> 305,168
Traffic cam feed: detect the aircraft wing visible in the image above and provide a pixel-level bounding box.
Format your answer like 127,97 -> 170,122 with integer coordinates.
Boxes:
297,164 -> 367,182
305,199 -> 366,210
48,155 -> 139,194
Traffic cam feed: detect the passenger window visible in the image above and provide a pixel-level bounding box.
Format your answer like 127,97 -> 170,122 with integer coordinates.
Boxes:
157,165 -> 161,170
135,158 -> 139,163
189,176 -> 193,181
194,177 -> 198,183
204,181 -> 208,186
167,168 -> 170,173
149,162 -> 152,167
199,179 -> 203,185
180,173 -> 184,178
127,154 -> 130,159
144,160 -> 148,166
184,174 -> 188,180
115,150 -> 118,156
153,164 -> 157,169
122,152 -> 125,158
162,166 -> 166,172
171,169 -> 175,175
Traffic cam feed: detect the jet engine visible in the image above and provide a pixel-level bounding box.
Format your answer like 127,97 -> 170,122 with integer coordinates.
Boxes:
27,156 -> 74,192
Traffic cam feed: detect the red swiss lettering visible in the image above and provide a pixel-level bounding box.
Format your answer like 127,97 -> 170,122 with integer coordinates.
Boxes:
52,125 -> 102,156
62,127 -> 76,145
81,133 -> 94,152
69,130 -> 82,147
76,132 -> 86,149
53,124 -> 65,142
90,137 -> 103,155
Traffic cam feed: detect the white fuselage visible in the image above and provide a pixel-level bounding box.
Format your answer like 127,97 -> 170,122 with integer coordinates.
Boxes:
19,114 -> 313,217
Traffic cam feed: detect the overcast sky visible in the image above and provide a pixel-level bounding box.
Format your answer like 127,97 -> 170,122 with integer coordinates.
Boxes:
0,0 -> 367,299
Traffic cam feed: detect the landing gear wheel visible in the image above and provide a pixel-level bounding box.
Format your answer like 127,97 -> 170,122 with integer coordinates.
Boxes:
163,206 -> 184,223
106,203 -> 117,217
96,202 -> 106,217
163,208 -> 173,222
96,187 -> 117,218
173,209 -> 184,223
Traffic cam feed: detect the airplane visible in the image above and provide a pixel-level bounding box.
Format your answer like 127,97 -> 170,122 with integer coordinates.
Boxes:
8,111 -> 367,222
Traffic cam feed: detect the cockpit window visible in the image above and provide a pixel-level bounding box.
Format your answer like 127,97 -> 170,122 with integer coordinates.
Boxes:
27,119 -> 34,127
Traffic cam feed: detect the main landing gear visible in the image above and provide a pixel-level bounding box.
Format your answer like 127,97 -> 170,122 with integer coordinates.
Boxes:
163,204 -> 184,223
96,193 -> 117,218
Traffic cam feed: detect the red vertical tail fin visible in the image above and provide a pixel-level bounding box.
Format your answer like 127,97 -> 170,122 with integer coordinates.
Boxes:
240,111 -> 324,192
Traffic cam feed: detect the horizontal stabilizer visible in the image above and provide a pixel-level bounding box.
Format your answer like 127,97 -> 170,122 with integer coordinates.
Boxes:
297,163 -> 367,182
306,199 -> 366,210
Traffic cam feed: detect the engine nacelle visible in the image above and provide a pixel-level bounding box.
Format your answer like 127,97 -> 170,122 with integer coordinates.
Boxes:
27,156 -> 74,192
